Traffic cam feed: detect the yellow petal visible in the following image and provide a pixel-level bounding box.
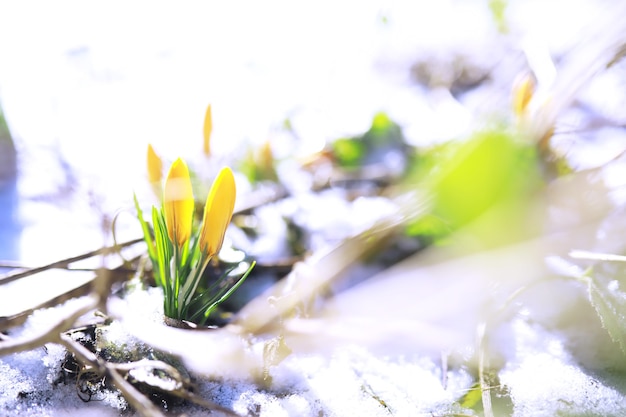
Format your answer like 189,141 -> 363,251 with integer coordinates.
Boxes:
147,144 -> 163,183
199,167 -> 236,257
512,74 -> 535,118
164,158 -> 195,246
203,104 -> 212,157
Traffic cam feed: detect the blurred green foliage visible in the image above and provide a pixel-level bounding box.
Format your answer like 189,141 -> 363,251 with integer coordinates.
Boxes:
407,128 -> 542,243
488,0 -> 508,33
239,141 -> 279,185
0,101 -> 13,144
0,100 -> 16,183
332,112 -> 407,169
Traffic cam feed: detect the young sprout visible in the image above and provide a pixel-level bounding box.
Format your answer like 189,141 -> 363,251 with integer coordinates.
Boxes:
203,104 -> 213,157
134,159 -> 253,325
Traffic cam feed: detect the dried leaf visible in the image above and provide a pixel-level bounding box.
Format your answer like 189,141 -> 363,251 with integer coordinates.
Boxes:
584,266 -> 626,355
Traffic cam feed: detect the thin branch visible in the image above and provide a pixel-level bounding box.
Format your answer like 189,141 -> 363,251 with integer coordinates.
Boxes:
0,295 -> 98,357
231,192 -> 426,334
477,322 -> 494,417
0,258 -> 141,332
59,334 -> 167,417
0,237 -> 143,286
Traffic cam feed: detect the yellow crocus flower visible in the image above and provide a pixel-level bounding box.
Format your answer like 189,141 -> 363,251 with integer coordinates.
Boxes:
199,167 -> 236,257
164,158 -> 195,246
147,144 -> 163,184
203,104 -> 213,157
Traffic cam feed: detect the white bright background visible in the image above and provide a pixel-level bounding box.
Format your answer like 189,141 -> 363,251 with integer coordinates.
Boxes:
0,0 -> 606,263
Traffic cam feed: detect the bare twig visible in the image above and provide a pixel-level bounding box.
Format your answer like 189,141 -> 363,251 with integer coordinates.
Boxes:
0,237 -> 143,286
0,258 -> 142,332
0,295 -> 99,356
230,192 -> 426,334
477,322 -> 494,417
59,339 -> 243,416
234,183 -> 288,215
59,334 -> 167,417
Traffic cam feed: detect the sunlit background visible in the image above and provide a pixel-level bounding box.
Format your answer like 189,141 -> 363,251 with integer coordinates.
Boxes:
0,0 -> 610,265
5,1 -> 626,416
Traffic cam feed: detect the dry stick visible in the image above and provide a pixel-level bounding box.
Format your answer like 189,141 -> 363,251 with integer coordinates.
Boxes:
0,237 -> 144,286
60,335 -> 243,416
0,266 -> 240,416
234,182 -> 288,215
0,295 -> 99,356
114,360 -> 243,416
0,282 -> 171,416
0,281 -> 223,417
526,8 -> 626,144
58,334 -> 167,417
0,257 -> 143,332
234,162 -> 395,216
477,322 -> 494,417
231,192 -> 426,334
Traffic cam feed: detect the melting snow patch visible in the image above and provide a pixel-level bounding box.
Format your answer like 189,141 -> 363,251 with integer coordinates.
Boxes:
0,345 -> 120,417
193,345 -> 473,417
499,320 -> 626,417
0,296 -> 125,416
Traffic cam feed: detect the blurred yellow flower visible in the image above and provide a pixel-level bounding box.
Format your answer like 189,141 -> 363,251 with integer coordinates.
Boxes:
512,73 -> 535,118
164,158 -> 195,246
199,167 -> 236,257
147,144 -> 163,184
203,104 -> 213,157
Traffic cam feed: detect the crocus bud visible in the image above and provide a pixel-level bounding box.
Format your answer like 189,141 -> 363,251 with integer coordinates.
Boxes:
199,167 -> 236,257
203,104 -> 213,157
164,158 -> 195,246
147,144 -> 163,184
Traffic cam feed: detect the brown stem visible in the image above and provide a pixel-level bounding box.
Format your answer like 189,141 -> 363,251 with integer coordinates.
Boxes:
0,295 -> 98,356
0,237 -> 143,286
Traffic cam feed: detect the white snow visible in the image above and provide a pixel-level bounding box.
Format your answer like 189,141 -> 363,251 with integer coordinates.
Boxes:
500,320 -> 626,417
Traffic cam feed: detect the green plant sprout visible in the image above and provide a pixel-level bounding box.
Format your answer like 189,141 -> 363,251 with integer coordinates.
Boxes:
135,158 -> 254,325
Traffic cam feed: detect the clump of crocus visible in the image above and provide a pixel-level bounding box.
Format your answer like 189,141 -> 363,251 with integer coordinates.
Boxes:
135,158 -> 254,325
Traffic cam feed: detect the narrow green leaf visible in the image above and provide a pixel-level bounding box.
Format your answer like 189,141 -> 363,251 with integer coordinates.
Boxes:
151,207 -> 167,290
152,206 -> 175,316
178,259 -> 208,318
200,261 -> 256,324
133,193 -> 157,262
